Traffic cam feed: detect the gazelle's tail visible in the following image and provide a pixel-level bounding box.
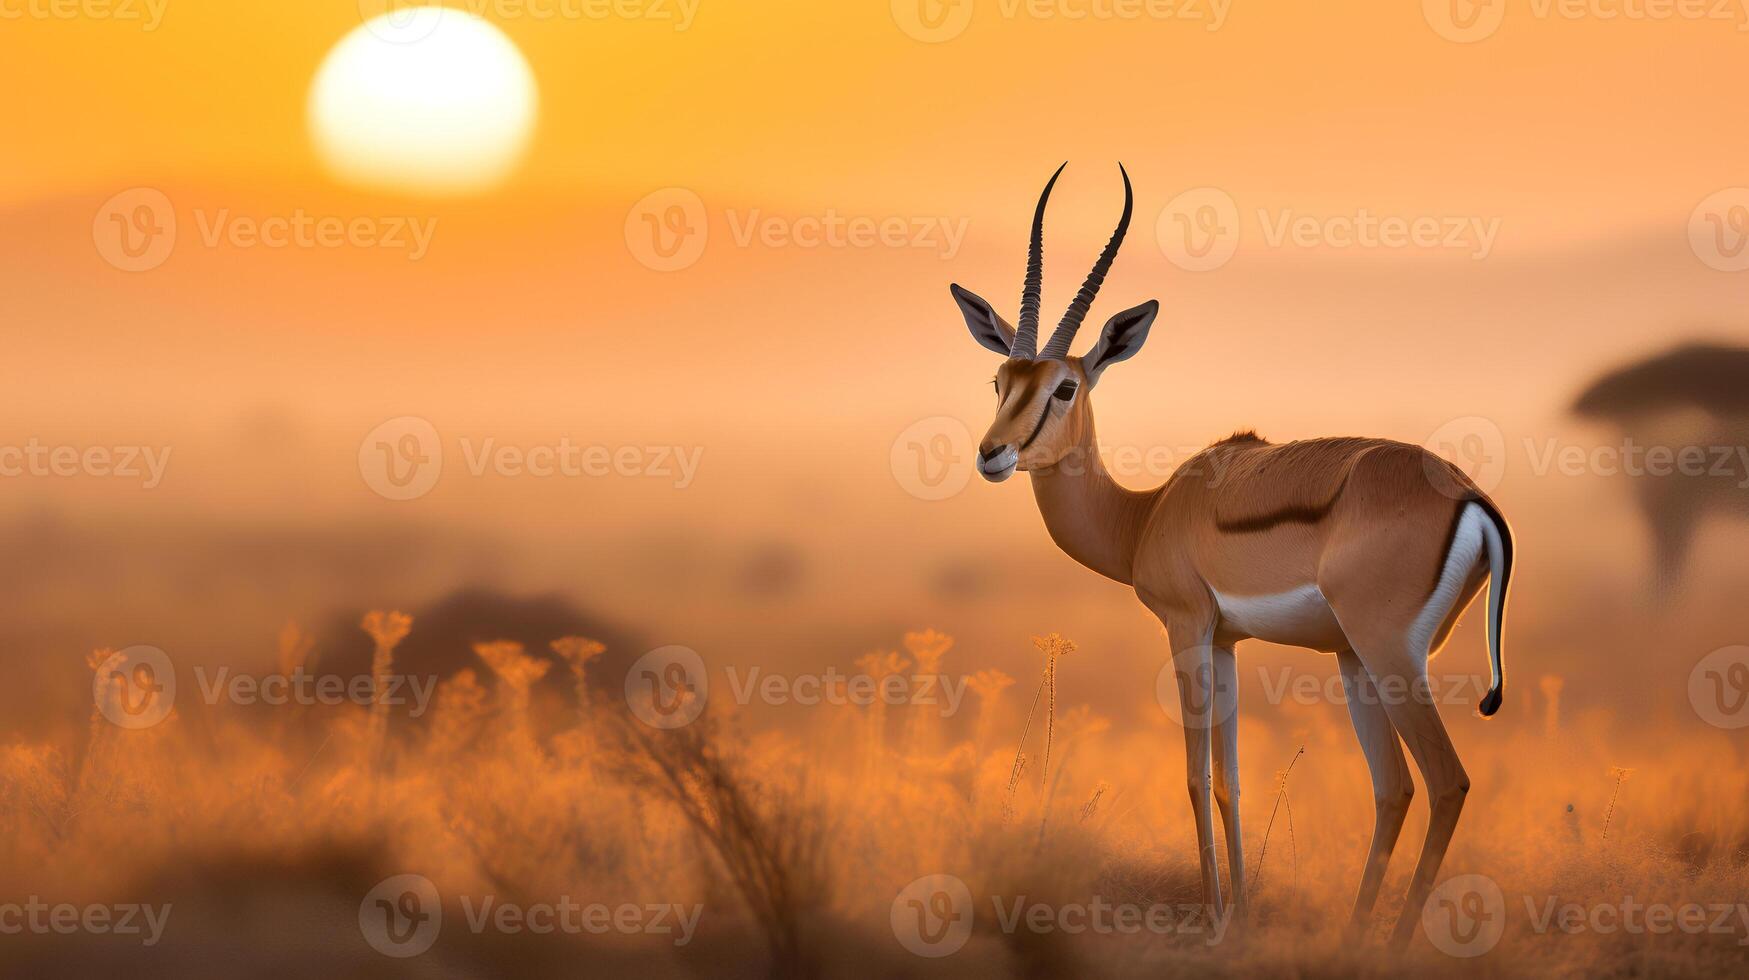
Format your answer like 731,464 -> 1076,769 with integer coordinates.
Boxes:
1472,497 -> 1514,717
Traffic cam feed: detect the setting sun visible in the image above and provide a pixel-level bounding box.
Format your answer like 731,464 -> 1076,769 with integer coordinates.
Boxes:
307,9 -> 537,196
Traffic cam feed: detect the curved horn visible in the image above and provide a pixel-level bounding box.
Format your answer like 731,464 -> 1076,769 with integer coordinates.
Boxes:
1011,162 -> 1066,359
1039,163 -> 1133,360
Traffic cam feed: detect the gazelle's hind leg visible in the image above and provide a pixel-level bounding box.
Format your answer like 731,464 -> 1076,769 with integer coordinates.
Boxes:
1325,597 -> 1475,948
1320,488 -> 1485,948
1336,648 -> 1414,932
1365,648 -> 1469,950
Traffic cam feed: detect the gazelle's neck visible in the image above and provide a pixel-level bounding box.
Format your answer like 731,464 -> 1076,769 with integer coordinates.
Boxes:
1027,419 -> 1158,586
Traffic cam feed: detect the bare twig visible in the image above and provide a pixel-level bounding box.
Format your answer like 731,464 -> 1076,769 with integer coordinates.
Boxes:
1602,767 -> 1634,842
1249,745 -> 1305,895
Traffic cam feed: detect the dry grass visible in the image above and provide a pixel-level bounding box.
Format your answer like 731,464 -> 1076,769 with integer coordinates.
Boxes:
1,618 -> 1747,978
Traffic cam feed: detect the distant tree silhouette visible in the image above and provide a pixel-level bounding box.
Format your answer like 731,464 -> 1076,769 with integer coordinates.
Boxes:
1573,343 -> 1749,591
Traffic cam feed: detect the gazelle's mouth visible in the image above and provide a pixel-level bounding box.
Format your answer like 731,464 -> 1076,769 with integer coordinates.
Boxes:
977,445 -> 1018,482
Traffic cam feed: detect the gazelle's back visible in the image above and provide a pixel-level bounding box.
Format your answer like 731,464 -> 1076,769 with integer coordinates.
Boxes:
1137,435 -> 1485,635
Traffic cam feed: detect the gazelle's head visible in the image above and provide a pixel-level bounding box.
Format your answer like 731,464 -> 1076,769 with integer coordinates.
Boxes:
951,163 -> 1159,482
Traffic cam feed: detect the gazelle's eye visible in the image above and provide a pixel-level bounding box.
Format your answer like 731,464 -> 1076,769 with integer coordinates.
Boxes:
1052,380 -> 1078,401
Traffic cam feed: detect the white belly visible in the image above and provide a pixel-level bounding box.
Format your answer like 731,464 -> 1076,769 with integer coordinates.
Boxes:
1213,583 -> 1347,650
1209,503 -> 1490,655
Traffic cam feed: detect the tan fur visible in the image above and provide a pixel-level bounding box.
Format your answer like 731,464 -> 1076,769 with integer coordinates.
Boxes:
985,359 -> 1488,607
956,172 -> 1512,946
971,353 -> 1510,948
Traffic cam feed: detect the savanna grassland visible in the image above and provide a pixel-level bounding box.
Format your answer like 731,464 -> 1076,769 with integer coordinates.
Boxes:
4,613 -> 1748,979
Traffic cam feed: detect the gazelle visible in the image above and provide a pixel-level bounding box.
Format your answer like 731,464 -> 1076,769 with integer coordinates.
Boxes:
949,164 -> 1515,947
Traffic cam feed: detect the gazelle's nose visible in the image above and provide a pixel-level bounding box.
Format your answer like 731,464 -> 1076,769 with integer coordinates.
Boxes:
976,442 -> 1019,482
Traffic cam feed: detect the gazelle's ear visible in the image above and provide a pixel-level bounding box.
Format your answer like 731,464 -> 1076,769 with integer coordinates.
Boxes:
1083,300 -> 1158,384
950,283 -> 1014,356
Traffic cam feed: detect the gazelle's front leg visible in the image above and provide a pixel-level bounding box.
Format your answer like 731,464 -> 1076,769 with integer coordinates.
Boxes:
1165,620 -> 1224,919
1209,644 -> 1244,913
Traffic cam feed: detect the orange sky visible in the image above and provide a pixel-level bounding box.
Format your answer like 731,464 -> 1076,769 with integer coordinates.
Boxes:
3,0 -> 1748,728
5,0 -> 1748,244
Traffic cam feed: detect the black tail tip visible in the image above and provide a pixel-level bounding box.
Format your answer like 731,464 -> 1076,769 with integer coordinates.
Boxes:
1478,686 -> 1503,717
